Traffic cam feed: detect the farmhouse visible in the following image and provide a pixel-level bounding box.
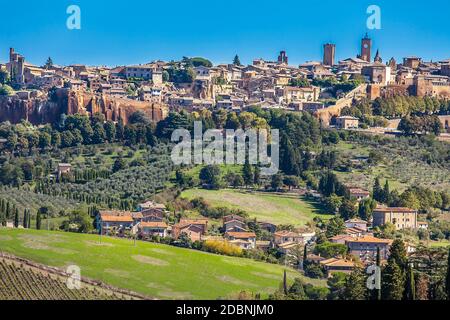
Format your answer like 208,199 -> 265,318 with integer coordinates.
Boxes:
348,188 -> 370,201
320,258 -> 357,277
99,215 -> 134,235
224,232 -> 256,249
346,235 -> 392,262
336,116 -> 359,130
138,222 -> 168,238
274,230 -> 304,245
172,223 -> 204,242
223,217 -> 248,232
345,218 -> 368,232
372,206 -> 418,230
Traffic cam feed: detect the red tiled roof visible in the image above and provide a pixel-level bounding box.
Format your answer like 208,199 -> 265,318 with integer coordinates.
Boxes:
346,235 -> 393,244
226,232 -> 256,239
140,222 -> 167,228
100,215 -> 133,223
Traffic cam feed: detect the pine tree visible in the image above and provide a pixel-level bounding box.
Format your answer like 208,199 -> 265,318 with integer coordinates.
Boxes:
233,54 -> 241,66
405,265 -> 416,300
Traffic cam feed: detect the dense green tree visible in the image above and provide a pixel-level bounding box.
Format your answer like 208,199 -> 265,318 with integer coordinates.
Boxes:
199,165 -> 223,190
343,268 -> 368,300
405,265 -> 416,300
242,159 -> 253,186
339,198 -> 358,220
233,55 -> 241,66
36,210 -> 42,230
326,216 -> 346,238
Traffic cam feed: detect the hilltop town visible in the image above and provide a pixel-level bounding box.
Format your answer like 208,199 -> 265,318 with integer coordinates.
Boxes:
0,33 -> 450,301
1,34 -> 449,134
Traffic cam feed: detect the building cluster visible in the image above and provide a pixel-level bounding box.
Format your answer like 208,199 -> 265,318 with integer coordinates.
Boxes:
2,32 -> 449,125
98,201 -> 319,254
95,190 -> 428,278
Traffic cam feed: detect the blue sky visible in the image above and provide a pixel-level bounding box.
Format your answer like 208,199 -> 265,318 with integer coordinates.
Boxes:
1,0 -> 449,67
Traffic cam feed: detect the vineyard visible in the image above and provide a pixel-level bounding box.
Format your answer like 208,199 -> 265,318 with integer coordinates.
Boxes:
0,255 -> 144,300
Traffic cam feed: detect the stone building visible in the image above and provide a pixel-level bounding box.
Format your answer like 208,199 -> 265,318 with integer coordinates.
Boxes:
323,43 -> 336,66
372,206 -> 418,230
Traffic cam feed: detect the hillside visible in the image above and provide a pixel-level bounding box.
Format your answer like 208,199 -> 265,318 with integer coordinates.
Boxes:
0,228 -> 326,299
181,189 -> 332,226
0,254 -> 142,300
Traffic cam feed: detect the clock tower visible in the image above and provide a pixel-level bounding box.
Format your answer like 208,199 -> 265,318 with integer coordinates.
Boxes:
360,33 -> 372,62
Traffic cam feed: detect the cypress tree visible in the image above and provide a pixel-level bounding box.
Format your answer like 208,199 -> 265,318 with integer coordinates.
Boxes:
446,247 -> 450,300
23,209 -> 28,228
243,159 -> 253,187
376,247 -> 382,300
36,210 -> 42,230
283,270 -> 288,295
382,259 -> 404,300
28,210 -> 31,228
405,265 -> 416,300
14,209 -> 19,228
373,177 -> 383,202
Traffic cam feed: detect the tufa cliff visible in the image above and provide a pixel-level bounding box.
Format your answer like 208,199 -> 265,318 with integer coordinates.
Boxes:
0,89 -> 168,125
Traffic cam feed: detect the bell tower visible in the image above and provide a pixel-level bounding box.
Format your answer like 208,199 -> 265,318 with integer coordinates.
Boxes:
360,33 -> 372,62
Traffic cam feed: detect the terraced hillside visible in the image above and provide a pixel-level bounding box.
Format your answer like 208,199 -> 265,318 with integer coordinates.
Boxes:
0,255 -> 144,300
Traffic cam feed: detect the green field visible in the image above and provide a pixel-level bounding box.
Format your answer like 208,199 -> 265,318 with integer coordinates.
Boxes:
181,189 -> 332,226
0,228 -> 325,299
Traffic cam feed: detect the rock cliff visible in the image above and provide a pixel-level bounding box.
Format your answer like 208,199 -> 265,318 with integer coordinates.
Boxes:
0,89 -> 168,125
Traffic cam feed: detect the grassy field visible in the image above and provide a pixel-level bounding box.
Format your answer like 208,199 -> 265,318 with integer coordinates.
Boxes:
181,189 -> 332,226
0,228 -> 325,299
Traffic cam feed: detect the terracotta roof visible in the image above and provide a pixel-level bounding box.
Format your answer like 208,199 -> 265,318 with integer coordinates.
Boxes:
225,232 -> 256,239
345,218 -> 368,224
140,222 -> 168,228
374,207 -> 417,213
278,242 -> 301,249
320,258 -> 356,268
330,234 -> 354,242
100,210 -> 133,217
346,235 -> 393,244
100,215 -> 133,223
274,230 -> 301,237
179,219 -> 208,225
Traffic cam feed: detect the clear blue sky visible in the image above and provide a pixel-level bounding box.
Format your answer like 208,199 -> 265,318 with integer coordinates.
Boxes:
1,0 -> 449,67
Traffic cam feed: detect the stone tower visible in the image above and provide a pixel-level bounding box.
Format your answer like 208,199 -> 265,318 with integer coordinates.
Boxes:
360,33 -> 372,62
323,43 -> 336,66
277,51 -> 288,65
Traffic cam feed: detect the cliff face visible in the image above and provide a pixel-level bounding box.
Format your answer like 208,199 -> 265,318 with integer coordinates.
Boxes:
0,95 -> 65,124
0,89 -> 168,125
